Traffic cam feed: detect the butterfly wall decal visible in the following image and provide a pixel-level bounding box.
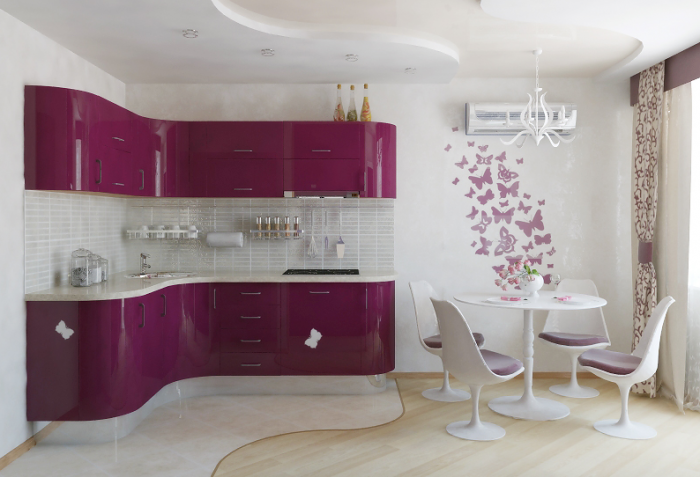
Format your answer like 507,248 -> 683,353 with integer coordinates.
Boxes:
505,254 -> 523,265
476,154 -> 493,165
497,163 -> 519,183
492,265 -> 505,273
491,206 -> 515,224
523,193 -> 531,200
538,200 -> 546,206
497,181 -> 519,198
452,126 -> 459,132
518,200 -> 532,214
444,144 -> 452,152
466,206 -> 478,220
465,188 -> 475,198
475,236 -> 493,256
304,328 -> 322,348
468,165 -> 478,173
452,177 -> 460,185
477,189 -> 495,205
522,241 -> 534,252
499,200 -> 509,207
478,145 -> 489,152
469,167 -> 492,190
494,151 -> 506,163
547,247 -> 556,256
494,226 -> 517,256
526,252 -> 543,265
471,211 -> 492,234
516,158 -> 524,165
468,141 -> 475,147
455,156 -> 469,169
534,233 -> 551,245
471,241 -> 477,247
515,209 -> 544,237
547,264 -> 554,268
55,320 -> 74,340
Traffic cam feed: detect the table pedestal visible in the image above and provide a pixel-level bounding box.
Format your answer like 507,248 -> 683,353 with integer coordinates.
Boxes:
487,310 -> 570,421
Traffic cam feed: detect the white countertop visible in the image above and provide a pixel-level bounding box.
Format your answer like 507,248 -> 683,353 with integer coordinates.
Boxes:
26,270 -> 399,302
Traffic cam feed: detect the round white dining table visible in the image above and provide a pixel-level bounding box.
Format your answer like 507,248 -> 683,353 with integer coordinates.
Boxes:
453,290 -> 607,421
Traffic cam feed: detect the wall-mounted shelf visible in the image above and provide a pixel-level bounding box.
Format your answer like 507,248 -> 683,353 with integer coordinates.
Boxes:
126,228 -> 199,239
250,229 -> 304,240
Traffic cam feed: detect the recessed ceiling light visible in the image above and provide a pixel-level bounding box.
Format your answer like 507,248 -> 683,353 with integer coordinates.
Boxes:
405,67 -> 417,74
345,54 -> 359,62
261,49 -> 275,57
182,29 -> 198,39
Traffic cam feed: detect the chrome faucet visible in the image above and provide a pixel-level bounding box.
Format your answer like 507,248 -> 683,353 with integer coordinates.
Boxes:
140,253 -> 151,275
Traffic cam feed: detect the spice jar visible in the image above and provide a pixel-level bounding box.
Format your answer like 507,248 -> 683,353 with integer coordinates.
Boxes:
264,216 -> 271,239
293,216 -> 300,239
273,217 -> 281,239
71,248 -> 91,287
284,216 -> 291,238
255,216 -> 262,240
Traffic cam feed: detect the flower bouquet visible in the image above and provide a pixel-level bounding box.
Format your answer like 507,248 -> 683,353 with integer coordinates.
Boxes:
495,259 -> 544,296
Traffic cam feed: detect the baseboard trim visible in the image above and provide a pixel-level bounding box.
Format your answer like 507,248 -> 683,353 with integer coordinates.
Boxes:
0,421 -> 61,471
387,372 -> 596,380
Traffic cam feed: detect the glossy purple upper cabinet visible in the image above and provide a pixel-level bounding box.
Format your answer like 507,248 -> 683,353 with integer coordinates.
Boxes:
360,122 -> 397,199
24,86 -> 93,192
149,120 -> 190,197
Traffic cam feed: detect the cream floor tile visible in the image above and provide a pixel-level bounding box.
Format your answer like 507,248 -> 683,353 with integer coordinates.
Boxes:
168,431 -> 250,468
229,418 -> 306,442
283,407 -> 367,431
100,449 -> 204,477
197,407 -> 272,430
236,395 -> 318,417
135,417 -> 222,448
0,447 -> 98,477
68,430 -> 168,468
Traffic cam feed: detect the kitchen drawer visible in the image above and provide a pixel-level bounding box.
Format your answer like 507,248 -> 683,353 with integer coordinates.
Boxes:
283,157 -> 363,193
220,305 -> 280,329
213,283 -> 280,308
221,353 -> 280,376
221,329 -> 278,353
206,122 -> 283,158
284,122 -> 361,159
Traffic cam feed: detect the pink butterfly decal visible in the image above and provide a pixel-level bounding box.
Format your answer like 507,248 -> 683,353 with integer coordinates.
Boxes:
469,167 -> 492,190
468,165 -> 478,173
538,200 -> 546,206
499,200 -> 509,207
468,141 -> 475,147
494,151 -> 506,163
476,154 -> 493,165
497,163 -> 519,183
515,209 -> 544,237
470,211 -> 492,234
522,241 -> 534,252
471,241 -> 477,248
547,264 -> 554,268
516,158 -> 524,165
491,206 -> 515,224
452,126 -> 459,132
523,193 -> 531,200
547,247 -> 556,256
534,234 -> 551,245
466,206 -> 478,220
452,177 -> 460,185
478,145 -> 489,152
497,181 -> 519,198
527,252 -> 543,265
494,227 -> 517,256
505,255 -> 523,265
475,236 -> 493,256
465,188 -> 475,198
492,265 -> 505,273
477,189 -> 495,206
455,156 -> 469,169
444,144 -> 452,152
518,200 -> 532,214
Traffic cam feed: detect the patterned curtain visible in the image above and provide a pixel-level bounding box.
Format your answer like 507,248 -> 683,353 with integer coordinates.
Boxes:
632,61 -> 665,396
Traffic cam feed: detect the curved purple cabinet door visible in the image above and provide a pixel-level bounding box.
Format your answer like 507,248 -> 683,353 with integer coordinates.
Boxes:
364,281 -> 396,374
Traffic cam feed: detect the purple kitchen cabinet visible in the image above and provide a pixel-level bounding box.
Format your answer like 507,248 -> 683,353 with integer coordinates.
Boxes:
284,122 -> 362,159
160,285 -> 184,383
213,283 -> 281,330
132,115 -> 155,196
203,122 -> 284,158
149,119 -> 190,197
93,145 -> 134,194
364,281 -> 396,374
131,292 -> 165,403
91,94 -> 133,153
181,284 -> 219,378
190,154 -> 284,197
360,122 -> 397,199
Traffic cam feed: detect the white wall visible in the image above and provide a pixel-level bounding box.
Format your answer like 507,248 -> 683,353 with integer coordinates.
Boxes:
128,79 -> 634,372
0,8 -> 124,458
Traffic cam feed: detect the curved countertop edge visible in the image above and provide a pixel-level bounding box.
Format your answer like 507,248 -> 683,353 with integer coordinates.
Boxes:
25,270 -> 399,302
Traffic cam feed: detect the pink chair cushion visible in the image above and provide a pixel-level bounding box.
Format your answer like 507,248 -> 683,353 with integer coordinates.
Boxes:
424,332 -> 484,349
481,349 -> 523,376
539,332 -> 609,347
578,349 -> 642,375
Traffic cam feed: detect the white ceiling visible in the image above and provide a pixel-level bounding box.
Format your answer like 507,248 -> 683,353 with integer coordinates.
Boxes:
0,0 -> 696,84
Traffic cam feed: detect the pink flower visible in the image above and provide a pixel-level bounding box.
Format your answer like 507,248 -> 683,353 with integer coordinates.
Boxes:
515,261 -> 523,271
501,285 -> 508,291
499,270 -> 508,279
528,275 -> 536,282
514,277 -> 520,285
495,279 -> 502,286
523,259 -> 531,266
508,265 -> 515,274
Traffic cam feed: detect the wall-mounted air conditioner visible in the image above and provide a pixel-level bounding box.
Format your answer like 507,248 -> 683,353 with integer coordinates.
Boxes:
465,102 -> 577,136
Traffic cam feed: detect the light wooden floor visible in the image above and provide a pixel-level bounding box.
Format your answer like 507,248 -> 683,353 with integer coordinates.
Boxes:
213,377 -> 700,477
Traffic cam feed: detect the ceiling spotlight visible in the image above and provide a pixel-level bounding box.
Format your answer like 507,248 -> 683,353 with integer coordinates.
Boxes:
345,54 -> 359,62
261,49 -> 275,57
404,67 -> 417,74
182,29 -> 198,39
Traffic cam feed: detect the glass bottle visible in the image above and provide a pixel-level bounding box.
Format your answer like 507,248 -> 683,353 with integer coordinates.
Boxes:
255,216 -> 262,240
284,216 -> 291,238
293,216 -> 300,239
346,85 -> 358,121
70,248 -> 91,287
264,216 -> 271,239
273,216 -> 281,239
361,83 -> 372,122
99,257 -> 109,282
333,84 -> 345,122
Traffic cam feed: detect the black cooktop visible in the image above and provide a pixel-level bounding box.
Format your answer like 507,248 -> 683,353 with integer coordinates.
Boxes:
283,269 -> 360,276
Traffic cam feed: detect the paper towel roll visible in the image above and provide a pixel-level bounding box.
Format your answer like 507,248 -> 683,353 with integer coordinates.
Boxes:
206,232 -> 244,248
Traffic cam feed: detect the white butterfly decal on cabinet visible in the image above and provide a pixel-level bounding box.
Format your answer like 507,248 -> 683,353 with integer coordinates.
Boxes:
304,328 -> 322,349
55,320 -> 74,340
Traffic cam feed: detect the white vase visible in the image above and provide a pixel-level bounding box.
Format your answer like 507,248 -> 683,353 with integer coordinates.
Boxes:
520,274 -> 544,297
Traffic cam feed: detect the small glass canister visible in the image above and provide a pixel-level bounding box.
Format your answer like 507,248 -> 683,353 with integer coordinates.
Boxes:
273,216 -> 281,239
293,216 -> 300,239
99,257 -> 109,282
255,216 -> 262,240
89,253 -> 102,284
71,248 -> 91,287
264,216 -> 271,239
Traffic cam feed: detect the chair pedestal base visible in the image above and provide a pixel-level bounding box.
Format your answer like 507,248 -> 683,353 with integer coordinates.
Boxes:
446,420 -> 505,441
549,383 -> 599,399
422,387 -> 471,402
593,419 -> 657,440
488,394 -> 570,421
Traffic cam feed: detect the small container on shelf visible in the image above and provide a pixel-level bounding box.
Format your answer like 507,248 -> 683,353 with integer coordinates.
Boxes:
99,257 -> 109,282
284,216 -> 291,238
188,225 -> 198,239
255,216 -> 262,240
346,85 -> 358,121
361,83 -> 371,122
264,216 -> 271,239
89,253 -> 102,284
293,216 -> 300,239
70,248 -> 91,287
333,84 -> 345,122
273,216 -> 281,239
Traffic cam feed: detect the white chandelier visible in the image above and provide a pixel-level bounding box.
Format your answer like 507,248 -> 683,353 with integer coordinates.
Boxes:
501,49 -> 575,148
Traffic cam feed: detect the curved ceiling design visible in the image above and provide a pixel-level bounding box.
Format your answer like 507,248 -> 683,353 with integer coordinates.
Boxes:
480,0 -> 700,81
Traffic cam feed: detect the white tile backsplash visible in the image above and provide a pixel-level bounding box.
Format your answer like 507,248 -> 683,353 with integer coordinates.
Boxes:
25,193 -> 394,292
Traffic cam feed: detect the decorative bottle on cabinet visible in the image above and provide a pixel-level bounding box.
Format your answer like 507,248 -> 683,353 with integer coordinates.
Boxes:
333,84 -> 345,122
361,84 -> 371,122
346,85 -> 358,121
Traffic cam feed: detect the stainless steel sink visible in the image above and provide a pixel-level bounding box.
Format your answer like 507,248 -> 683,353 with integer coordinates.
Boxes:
126,271 -> 196,279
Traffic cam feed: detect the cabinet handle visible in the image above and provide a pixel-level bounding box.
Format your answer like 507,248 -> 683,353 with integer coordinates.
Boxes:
95,159 -> 102,184
233,188 -> 253,191
241,363 -> 262,367
240,292 -> 261,295
112,136 -> 125,142
139,170 -> 145,190
240,316 -> 262,320
138,303 -> 146,328
213,289 -> 217,309
161,294 -> 167,317
311,149 -> 331,153
240,339 -> 262,343
112,183 -> 125,186
309,291 -> 330,294
234,149 -> 253,152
